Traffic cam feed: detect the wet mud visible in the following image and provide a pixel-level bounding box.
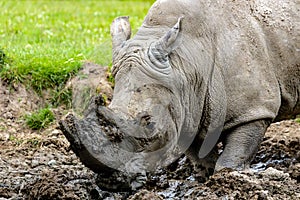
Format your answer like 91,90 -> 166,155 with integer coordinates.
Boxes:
0,64 -> 299,199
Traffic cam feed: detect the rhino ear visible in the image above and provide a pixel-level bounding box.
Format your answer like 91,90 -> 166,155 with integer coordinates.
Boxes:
149,17 -> 183,63
110,16 -> 132,53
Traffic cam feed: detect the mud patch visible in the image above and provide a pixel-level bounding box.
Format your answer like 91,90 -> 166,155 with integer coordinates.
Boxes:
252,120 -> 300,178
0,63 -> 299,199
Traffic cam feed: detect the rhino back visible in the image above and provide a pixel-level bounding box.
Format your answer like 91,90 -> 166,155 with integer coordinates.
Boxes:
252,1 -> 300,120
136,0 -> 300,124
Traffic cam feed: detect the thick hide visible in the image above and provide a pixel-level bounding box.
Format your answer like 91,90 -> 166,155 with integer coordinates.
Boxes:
60,0 -> 300,190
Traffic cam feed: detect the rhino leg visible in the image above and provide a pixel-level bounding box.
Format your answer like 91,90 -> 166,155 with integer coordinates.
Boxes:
215,120 -> 271,171
187,146 -> 219,181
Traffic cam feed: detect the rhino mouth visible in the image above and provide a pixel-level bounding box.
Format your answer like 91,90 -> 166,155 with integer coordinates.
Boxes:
59,95 -> 179,183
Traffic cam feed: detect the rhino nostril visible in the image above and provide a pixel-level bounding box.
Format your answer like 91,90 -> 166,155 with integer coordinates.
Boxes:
136,111 -> 152,126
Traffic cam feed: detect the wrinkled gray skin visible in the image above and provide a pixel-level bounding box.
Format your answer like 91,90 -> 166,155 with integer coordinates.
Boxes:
60,0 -> 300,183
110,0 -> 300,171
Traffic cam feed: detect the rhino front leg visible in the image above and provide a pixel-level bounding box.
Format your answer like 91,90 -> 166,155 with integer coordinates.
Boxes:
215,120 -> 271,171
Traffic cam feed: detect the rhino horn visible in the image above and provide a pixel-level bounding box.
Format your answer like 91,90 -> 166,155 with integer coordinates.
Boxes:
59,95 -> 176,175
110,16 -> 132,53
149,17 -> 183,63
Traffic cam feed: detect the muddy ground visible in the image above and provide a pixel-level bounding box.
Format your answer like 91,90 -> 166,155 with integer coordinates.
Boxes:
0,63 -> 299,199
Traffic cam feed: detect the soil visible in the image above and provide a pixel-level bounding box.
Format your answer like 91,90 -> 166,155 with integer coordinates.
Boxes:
0,63 -> 299,200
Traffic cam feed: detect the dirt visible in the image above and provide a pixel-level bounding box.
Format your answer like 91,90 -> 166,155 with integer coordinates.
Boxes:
0,63 -> 299,199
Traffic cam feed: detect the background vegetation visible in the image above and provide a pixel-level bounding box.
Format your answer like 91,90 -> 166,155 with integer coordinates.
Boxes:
0,0 -> 155,129
0,0 -> 155,94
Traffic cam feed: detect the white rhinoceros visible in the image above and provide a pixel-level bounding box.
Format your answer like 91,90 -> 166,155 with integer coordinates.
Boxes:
60,0 -> 300,188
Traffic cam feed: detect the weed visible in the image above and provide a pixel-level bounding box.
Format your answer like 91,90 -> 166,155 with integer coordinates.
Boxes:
50,86 -> 73,108
8,135 -> 23,145
25,107 -> 55,130
0,49 -> 5,66
0,126 -> 5,131
27,137 -> 41,148
0,48 -> 12,69
107,71 -> 115,85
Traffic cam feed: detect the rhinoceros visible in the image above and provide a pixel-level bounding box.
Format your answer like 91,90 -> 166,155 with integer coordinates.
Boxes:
60,0 -> 300,186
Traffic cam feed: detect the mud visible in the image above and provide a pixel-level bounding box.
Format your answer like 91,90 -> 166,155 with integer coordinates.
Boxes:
0,63 -> 299,199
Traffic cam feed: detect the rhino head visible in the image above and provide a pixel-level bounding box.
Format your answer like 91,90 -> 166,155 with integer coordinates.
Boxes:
109,16 -> 184,149
59,16 -> 220,190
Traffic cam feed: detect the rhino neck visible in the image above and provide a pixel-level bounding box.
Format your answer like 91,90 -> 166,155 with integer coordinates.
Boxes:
165,31 -> 227,157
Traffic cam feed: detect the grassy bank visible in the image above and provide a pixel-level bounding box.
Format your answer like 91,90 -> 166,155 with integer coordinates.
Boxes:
0,0 -> 154,93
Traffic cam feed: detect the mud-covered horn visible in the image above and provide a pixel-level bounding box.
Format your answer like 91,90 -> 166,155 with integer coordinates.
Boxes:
149,17 -> 183,63
110,16 -> 132,53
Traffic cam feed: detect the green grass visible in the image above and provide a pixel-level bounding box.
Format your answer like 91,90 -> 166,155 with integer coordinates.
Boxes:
0,0 -> 155,95
25,107 -> 55,130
